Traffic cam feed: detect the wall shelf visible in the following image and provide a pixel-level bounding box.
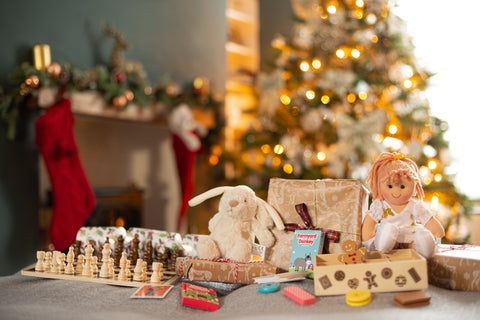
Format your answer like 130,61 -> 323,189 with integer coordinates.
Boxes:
35,87 -> 168,125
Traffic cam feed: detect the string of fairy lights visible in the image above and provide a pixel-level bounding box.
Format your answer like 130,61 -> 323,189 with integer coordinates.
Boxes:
223,0 -> 469,234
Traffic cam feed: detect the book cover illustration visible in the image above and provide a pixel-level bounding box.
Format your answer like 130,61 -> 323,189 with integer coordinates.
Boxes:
130,285 -> 173,299
289,230 -> 325,278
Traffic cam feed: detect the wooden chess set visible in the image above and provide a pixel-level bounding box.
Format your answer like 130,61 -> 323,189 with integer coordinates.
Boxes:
21,235 -> 181,288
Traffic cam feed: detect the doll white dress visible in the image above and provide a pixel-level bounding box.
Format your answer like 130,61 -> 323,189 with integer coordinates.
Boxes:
362,199 -> 437,257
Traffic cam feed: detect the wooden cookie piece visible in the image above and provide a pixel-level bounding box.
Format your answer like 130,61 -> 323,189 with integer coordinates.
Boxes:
283,286 -> 315,305
345,290 -> 371,307
393,290 -> 431,308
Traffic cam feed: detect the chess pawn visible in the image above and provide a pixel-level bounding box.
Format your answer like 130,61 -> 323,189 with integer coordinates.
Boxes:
58,253 -> 66,273
117,252 -> 128,281
35,251 -> 45,272
108,257 -> 115,278
133,259 -> 144,282
65,247 -> 75,275
76,254 -> 84,275
44,251 -> 52,272
142,260 -> 148,281
82,255 -> 92,277
125,259 -> 131,278
150,262 -> 164,284
91,256 -> 98,274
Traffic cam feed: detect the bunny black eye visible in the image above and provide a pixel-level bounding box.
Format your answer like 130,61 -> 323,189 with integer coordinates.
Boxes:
388,185 -> 393,189
401,185 -> 405,189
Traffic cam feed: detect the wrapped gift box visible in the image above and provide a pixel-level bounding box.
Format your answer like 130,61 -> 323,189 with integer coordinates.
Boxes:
428,244 -> 480,291
126,227 -> 182,253
314,249 -> 428,296
266,178 -> 369,271
176,257 -> 277,284
75,226 -> 127,252
182,234 -> 209,258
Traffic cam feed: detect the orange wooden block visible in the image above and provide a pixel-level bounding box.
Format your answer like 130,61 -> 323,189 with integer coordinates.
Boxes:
283,286 -> 315,305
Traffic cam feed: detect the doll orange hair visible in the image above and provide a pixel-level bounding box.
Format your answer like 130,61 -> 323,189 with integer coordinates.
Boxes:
366,152 -> 424,201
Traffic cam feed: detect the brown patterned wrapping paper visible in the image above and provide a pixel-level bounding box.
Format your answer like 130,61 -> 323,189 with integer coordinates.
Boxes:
428,244 -> 480,291
175,257 -> 277,284
266,178 -> 369,271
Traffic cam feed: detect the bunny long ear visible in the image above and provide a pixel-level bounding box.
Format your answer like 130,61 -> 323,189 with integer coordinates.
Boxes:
257,198 -> 285,231
188,186 -> 234,207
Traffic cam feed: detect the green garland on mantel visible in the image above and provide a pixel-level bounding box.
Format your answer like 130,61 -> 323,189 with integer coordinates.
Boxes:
0,60 -> 224,141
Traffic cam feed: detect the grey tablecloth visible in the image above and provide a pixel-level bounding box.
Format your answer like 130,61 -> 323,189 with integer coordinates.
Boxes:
0,270 -> 479,320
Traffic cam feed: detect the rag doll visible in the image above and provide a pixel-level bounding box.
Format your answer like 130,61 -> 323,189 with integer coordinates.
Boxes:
362,152 -> 445,258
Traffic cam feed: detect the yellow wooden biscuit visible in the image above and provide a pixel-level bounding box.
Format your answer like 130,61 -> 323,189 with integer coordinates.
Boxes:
346,290 -> 371,307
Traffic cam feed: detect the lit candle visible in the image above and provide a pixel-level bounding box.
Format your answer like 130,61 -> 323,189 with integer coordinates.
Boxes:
33,44 -> 51,70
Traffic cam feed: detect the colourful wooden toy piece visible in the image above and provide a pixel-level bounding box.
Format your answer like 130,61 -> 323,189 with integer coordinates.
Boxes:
258,282 -> 281,293
345,290 -> 371,307
283,286 -> 315,305
393,290 -> 431,308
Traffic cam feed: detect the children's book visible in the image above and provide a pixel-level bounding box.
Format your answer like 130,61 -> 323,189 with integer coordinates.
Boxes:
130,285 -> 173,299
181,282 -> 219,311
289,230 -> 325,278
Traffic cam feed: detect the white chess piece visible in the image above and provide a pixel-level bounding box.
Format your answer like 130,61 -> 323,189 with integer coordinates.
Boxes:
108,257 -> 114,278
58,253 -> 66,273
150,262 -> 164,283
133,259 -> 144,281
50,251 -> 60,274
91,256 -> 98,274
65,247 -> 75,275
125,259 -> 131,278
82,244 -> 94,277
44,251 -> 52,272
99,243 -> 111,278
35,251 -> 45,272
142,260 -> 147,281
76,254 -> 84,275
117,252 -> 128,281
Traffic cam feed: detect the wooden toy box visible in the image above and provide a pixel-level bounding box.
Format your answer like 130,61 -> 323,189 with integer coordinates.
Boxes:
313,249 -> 428,296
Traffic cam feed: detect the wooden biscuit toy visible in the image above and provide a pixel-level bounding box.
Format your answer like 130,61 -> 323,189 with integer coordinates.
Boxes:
345,290 -> 371,307
283,286 -> 315,305
258,282 -> 281,293
393,290 -> 431,308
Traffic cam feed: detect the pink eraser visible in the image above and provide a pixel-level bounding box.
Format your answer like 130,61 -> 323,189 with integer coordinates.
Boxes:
283,286 -> 315,305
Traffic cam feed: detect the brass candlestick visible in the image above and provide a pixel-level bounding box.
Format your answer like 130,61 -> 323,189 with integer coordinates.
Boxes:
33,43 -> 51,70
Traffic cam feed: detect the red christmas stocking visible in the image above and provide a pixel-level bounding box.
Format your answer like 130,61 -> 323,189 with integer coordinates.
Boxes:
35,97 -> 95,251
172,133 -> 198,232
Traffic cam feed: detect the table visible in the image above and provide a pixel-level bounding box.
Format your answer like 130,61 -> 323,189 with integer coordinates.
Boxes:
0,269 -> 479,320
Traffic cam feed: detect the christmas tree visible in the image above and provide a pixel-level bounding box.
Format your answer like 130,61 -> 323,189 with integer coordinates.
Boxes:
223,0 -> 471,243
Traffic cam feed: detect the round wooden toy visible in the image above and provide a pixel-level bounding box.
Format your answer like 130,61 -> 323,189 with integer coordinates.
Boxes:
258,282 -> 281,293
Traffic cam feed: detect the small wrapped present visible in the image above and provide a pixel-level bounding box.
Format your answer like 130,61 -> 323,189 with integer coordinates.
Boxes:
428,244 -> 480,291
75,226 -> 127,252
126,227 -> 182,254
182,234 -> 209,258
176,257 -> 277,284
266,178 -> 369,271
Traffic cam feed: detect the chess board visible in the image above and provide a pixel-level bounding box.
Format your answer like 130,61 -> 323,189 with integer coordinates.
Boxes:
21,264 -> 179,288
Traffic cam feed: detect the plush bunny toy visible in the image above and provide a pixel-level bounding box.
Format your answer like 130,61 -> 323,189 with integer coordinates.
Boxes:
188,185 -> 285,263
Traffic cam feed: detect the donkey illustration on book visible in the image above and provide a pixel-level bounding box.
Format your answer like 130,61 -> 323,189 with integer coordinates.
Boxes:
293,253 -> 312,271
